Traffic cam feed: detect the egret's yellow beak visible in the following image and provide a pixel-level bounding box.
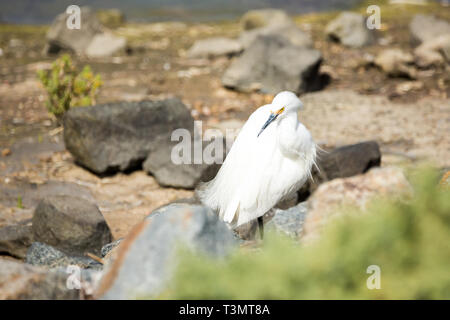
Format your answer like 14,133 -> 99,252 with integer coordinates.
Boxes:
257,107 -> 285,137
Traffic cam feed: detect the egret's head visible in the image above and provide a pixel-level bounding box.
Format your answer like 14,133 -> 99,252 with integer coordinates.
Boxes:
257,91 -> 303,137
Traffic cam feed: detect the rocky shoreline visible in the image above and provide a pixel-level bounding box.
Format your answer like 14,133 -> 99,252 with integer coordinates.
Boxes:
0,3 -> 449,299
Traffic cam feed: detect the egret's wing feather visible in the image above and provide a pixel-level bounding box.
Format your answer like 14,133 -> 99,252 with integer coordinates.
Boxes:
198,105 -> 272,224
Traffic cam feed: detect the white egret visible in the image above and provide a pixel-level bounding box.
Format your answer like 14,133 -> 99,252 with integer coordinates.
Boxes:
198,91 -> 317,238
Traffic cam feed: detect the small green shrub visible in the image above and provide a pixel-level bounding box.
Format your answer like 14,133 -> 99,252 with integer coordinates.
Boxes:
165,167 -> 450,299
37,54 -> 102,120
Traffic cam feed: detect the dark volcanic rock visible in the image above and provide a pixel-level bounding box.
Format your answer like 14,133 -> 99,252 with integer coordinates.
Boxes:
222,35 -> 323,94
298,141 -> 381,201
32,195 -> 112,256
26,242 -> 102,269
64,98 -> 221,189
63,98 -> 194,174
318,141 -> 381,180
96,203 -> 236,299
0,258 -> 80,299
0,224 -> 33,259
143,136 -> 224,189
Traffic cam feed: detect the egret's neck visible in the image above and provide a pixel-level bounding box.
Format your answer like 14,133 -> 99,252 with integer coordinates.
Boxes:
277,111 -> 298,132
276,111 -> 311,158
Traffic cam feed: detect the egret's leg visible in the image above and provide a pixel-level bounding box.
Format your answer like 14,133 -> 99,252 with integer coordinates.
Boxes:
257,216 -> 264,240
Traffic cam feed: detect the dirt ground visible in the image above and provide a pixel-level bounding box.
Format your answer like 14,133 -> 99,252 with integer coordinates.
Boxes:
0,6 -> 449,239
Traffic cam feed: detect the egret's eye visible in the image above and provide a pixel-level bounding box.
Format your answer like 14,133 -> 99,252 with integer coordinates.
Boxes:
276,107 -> 285,115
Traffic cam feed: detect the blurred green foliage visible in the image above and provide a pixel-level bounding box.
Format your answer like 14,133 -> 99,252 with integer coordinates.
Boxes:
165,167 -> 450,299
37,54 -> 102,120
96,9 -> 125,29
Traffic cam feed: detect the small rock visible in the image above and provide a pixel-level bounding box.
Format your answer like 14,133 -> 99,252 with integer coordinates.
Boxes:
414,34 -> 450,68
222,35 -> 323,94
0,258 -> 79,299
395,81 -> 424,95
96,203 -> 236,299
325,12 -> 374,48
374,49 -> 416,78
187,37 -> 243,59
240,9 -> 291,30
101,239 -> 123,258
45,7 -> 103,55
45,6 -> 126,57
302,167 -> 412,242
232,209 -> 276,241
267,202 -> 308,238
409,14 -> 450,47
32,195 -> 112,256
0,224 -> 33,259
85,32 -> 127,58
26,242 -> 102,269
1,148 -> 11,157
239,23 -> 313,49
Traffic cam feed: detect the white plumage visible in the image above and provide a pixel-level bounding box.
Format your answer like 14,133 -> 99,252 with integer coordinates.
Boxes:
198,91 -> 317,228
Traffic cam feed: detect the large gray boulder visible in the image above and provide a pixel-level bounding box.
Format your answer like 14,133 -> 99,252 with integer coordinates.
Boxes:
63,98 -> 193,174
96,203 -> 236,299
45,6 -> 126,56
222,35 -> 322,94
32,195 -> 112,256
0,258 -> 79,299
325,12 -> 374,48
409,14 -> 450,47
64,98 -> 219,189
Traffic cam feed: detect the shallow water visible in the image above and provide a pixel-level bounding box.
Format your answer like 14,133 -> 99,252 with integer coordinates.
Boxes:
2,0 -> 365,24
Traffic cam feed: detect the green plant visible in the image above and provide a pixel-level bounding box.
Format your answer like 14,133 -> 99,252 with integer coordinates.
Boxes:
17,195 -> 23,209
37,54 -> 102,120
164,167 -> 450,299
